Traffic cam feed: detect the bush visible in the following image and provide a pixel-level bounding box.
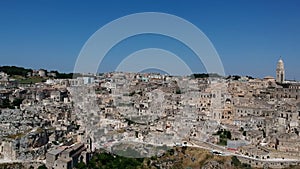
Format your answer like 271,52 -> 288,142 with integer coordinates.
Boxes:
241,163 -> 252,169
37,164 -> 47,169
231,156 -> 241,167
75,162 -> 87,169
85,152 -> 144,169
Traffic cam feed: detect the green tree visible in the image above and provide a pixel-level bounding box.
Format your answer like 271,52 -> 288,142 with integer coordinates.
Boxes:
0,66 -> 32,77
12,98 -> 24,108
226,131 -> 232,140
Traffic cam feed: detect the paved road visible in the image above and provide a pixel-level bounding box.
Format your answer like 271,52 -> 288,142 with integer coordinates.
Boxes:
189,139 -> 300,162
0,159 -> 45,164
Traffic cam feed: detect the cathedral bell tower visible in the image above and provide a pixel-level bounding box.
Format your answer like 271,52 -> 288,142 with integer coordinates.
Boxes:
276,57 -> 285,83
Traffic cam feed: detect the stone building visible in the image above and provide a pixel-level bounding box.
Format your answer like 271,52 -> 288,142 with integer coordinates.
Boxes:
276,58 -> 285,84
46,143 -> 92,169
38,69 -> 46,77
0,139 -> 17,160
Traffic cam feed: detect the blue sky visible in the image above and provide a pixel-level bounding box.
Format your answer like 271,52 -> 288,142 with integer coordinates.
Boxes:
0,0 -> 300,79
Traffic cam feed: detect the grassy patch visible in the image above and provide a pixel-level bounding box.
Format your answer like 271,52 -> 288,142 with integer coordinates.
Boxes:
18,76 -> 46,84
6,132 -> 26,139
